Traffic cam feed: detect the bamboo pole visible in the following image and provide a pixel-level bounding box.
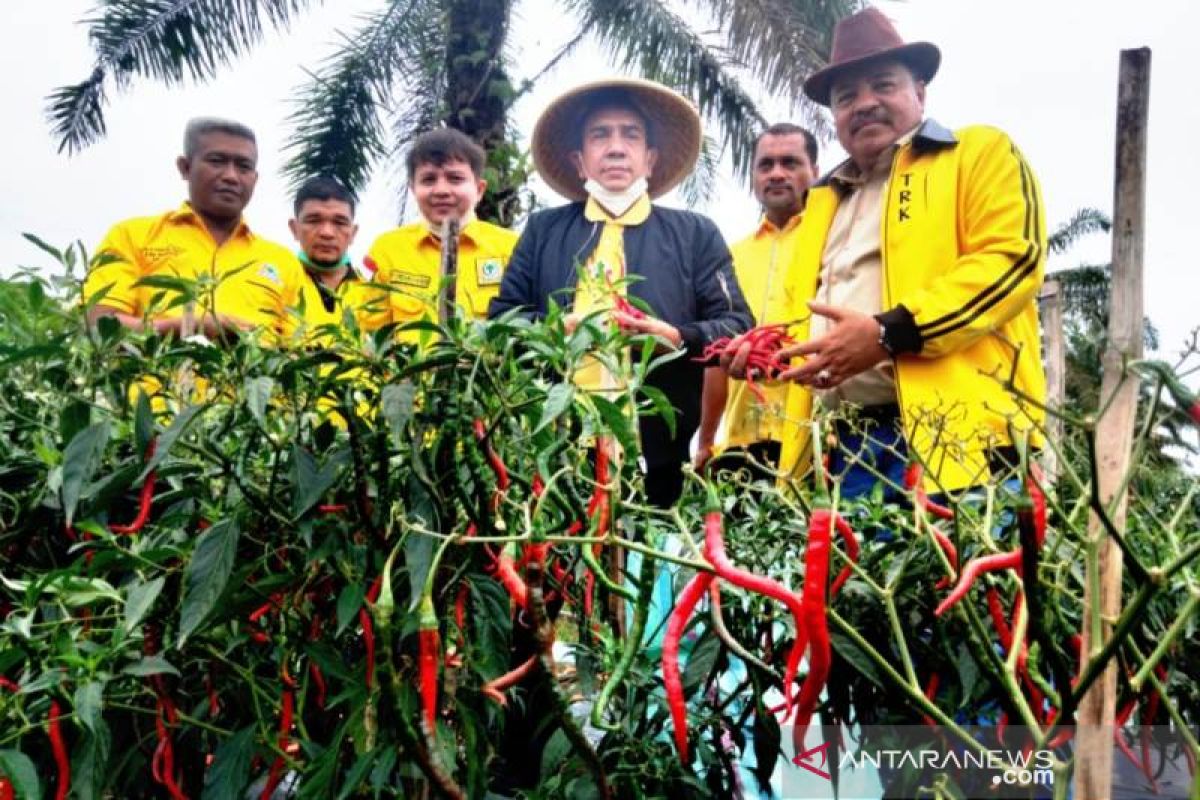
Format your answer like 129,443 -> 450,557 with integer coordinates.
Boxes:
1039,279 -> 1064,484
1075,47 -> 1150,800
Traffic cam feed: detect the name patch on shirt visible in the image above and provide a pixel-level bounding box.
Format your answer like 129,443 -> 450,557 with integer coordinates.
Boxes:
476,257 -> 506,286
140,245 -> 184,264
390,271 -> 432,289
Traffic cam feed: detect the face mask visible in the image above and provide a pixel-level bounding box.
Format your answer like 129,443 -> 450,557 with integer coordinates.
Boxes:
585,177 -> 649,217
297,250 -> 350,273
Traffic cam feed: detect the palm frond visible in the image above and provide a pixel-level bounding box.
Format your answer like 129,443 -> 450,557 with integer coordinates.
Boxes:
567,0 -> 767,183
282,0 -> 447,195
1048,207 -> 1111,255
691,0 -> 860,138
677,133 -> 720,208
48,0 -> 320,154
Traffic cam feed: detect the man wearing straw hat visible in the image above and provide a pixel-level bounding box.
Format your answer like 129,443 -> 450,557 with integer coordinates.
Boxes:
490,78 -> 753,507
727,7 -> 1047,498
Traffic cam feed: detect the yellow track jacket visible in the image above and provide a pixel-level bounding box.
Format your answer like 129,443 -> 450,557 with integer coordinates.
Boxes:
778,120 -> 1047,492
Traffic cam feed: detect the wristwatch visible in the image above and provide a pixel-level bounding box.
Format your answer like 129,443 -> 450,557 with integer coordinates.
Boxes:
876,317 -> 897,357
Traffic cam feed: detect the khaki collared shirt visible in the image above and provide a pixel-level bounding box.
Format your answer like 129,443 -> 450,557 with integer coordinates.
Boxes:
809,126 -> 919,407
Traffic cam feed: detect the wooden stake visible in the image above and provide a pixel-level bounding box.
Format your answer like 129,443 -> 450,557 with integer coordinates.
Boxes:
438,217 -> 461,327
1039,279 -> 1064,484
1076,47 -> 1150,800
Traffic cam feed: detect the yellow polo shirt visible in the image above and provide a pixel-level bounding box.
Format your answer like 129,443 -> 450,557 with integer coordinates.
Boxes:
292,268 -> 375,347
84,203 -> 303,340
363,219 -> 517,332
720,214 -> 805,449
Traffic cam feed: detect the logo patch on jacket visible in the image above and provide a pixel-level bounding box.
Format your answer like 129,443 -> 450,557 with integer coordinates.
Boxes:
476,257 -> 506,286
257,263 -> 282,284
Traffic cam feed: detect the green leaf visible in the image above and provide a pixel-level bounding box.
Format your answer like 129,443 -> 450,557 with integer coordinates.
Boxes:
336,583 -> 366,635
142,404 -> 203,480
403,530 -> 434,613
380,381 -> 416,447
829,631 -> 885,688
123,577 -> 164,634
59,399 -> 91,445
73,682 -> 104,736
122,655 -> 180,678
589,395 -> 639,459
640,384 -> 677,439
0,749 -> 40,799
751,704 -> 782,793
540,729 -> 572,781
682,628 -> 722,693
335,750 -> 376,800
61,420 -> 110,525
70,721 -> 111,800
22,232 -> 62,262
179,519 -> 241,645
292,445 -> 343,518
244,376 -> 275,426
133,391 -> 154,454
201,726 -> 256,800
535,382 -> 574,434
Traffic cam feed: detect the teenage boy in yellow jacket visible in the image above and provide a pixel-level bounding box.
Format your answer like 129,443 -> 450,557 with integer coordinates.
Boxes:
363,129 -> 516,335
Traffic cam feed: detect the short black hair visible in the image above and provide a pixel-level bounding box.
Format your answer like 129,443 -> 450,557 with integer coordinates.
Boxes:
293,176 -> 356,216
406,128 -> 486,180
756,123 -> 818,167
574,89 -> 655,148
183,117 -> 256,158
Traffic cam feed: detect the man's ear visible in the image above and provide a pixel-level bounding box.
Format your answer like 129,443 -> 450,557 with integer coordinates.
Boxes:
474,177 -> 488,206
176,155 -> 191,180
916,81 -> 927,109
287,218 -> 299,241
570,151 -> 586,181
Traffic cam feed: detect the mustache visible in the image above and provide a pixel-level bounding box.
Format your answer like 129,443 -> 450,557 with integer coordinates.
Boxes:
850,108 -> 891,134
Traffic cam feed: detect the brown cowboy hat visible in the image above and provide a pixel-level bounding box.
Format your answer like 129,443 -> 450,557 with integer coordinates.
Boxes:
804,7 -> 940,106
531,78 -> 702,202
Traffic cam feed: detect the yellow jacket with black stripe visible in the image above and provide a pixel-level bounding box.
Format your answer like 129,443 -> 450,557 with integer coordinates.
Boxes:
778,120 -> 1047,491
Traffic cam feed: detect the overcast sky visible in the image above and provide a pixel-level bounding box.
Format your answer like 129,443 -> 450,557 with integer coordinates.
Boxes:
2,0 -> 1197,361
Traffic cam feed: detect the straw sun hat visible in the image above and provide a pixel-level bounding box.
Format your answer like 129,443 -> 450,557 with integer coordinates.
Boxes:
531,78 -> 702,202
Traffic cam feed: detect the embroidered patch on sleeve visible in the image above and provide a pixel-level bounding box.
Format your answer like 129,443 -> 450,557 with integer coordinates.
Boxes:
390,271 -> 433,289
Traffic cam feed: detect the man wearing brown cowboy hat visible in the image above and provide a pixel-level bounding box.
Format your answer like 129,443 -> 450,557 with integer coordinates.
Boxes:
490,78 -> 753,507
727,6 -> 1047,499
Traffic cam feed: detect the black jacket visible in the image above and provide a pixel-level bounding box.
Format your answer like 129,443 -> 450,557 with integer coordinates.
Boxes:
489,201 -> 753,468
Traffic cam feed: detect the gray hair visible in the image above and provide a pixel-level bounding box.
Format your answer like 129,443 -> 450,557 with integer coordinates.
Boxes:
182,117 -> 257,158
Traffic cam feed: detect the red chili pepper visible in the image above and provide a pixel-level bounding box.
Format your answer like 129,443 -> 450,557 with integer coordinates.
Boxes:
702,506 -> 808,714
0,776 -> 12,800
792,509 -> 833,753
481,655 -> 539,707
111,437 -> 158,534
418,597 -> 441,731
697,324 -> 796,403
317,503 -> 349,514
921,673 -> 941,727
260,671 -> 296,800
491,546 -> 530,610
48,700 -> 70,800
0,676 -> 18,693
828,513 -> 859,598
359,607 -> 376,691
662,570 -> 716,763
473,417 -> 510,502
904,464 -> 957,589
934,551 -> 1022,617
611,293 -> 646,321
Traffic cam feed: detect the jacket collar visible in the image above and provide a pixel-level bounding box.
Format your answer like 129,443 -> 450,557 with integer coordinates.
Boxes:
813,118 -> 957,189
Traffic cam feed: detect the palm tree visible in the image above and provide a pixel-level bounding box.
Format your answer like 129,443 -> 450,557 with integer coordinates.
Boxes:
46,0 -> 859,225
